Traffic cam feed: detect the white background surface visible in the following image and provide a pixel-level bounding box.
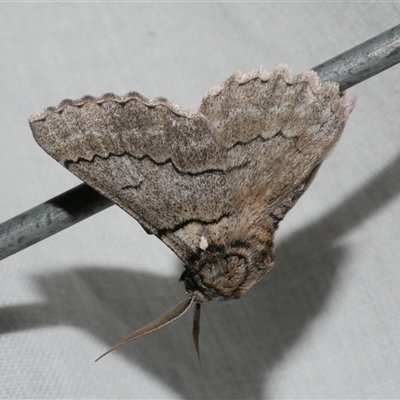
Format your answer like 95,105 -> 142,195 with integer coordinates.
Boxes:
1,3 -> 400,399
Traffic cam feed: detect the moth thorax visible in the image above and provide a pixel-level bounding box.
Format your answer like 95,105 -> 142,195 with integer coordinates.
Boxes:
182,245 -> 249,301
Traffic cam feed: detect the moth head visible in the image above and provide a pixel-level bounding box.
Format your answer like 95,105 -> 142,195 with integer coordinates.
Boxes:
180,268 -> 220,302
181,245 -> 249,301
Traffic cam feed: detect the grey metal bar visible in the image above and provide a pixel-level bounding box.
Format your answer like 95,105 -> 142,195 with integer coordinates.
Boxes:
1,24 -> 400,262
0,184 -> 113,261
312,24 -> 400,91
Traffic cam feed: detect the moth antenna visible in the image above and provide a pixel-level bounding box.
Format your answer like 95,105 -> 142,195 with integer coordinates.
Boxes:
95,297 -> 194,362
192,302 -> 202,368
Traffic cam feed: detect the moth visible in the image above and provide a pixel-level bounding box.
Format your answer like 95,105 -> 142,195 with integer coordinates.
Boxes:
29,65 -> 355,362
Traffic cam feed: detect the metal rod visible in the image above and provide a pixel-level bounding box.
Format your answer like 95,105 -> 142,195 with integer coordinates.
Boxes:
0,184 -> 113,261
1,24 -> 400,262
312,24 -> 400,91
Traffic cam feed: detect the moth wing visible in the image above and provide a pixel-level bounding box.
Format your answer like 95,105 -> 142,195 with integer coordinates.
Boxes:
29,95 -> 233,263
200,65 -> 355,229
30,66 -> 355,265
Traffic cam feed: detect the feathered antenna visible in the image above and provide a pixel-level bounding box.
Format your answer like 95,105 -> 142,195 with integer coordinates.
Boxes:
95,297 -> 202,363
192,302 -> 202,368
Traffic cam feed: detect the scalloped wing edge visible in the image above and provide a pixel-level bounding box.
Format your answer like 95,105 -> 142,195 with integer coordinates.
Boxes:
29,65 -> 356,125
28,91 -> 198,123
202,64 -> 356,120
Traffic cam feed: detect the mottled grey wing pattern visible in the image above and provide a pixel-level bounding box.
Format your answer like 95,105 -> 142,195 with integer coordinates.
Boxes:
200,66 -> 354,237
29,65 -> 355,265
30,94 -> 234,262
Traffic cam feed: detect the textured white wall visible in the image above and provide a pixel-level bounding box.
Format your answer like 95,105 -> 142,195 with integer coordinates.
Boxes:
1,3 -> 400,398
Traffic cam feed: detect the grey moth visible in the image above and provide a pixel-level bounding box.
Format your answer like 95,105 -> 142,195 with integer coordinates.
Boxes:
29,65 -> 355,362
